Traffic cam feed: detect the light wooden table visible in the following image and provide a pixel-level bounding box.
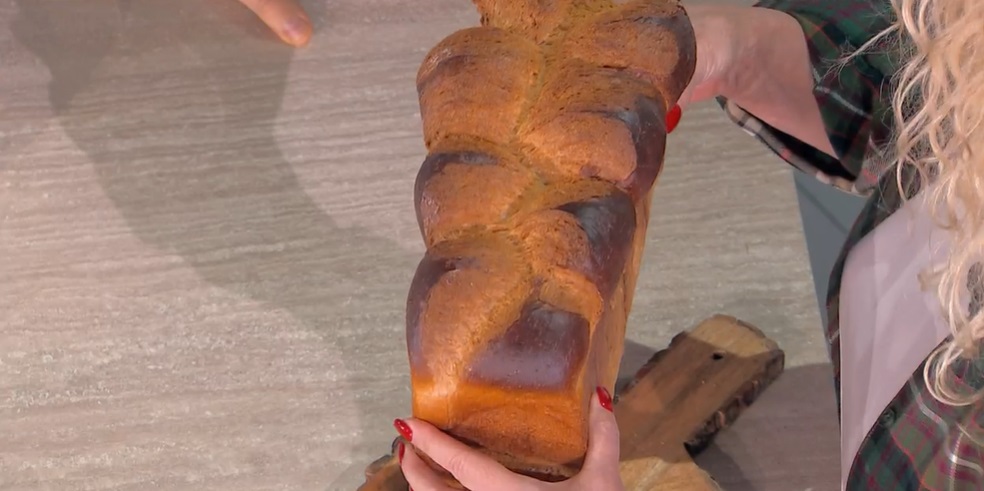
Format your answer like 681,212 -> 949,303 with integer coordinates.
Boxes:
0,1 -> 839,490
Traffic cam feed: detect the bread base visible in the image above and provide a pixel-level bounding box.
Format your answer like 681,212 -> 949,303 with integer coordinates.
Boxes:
358,315 -> 786,491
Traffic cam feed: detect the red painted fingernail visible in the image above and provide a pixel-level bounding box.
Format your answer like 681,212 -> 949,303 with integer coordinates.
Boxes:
666,104 -> 682,133
596,386 -> 614,412
393,418 -> 413,442
398,442 -> 406,463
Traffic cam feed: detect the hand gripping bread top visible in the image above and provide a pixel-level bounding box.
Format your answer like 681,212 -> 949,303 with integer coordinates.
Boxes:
406,0 -> 697,482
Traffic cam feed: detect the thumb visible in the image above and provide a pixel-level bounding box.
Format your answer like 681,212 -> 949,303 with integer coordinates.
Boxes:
579,386 -> 621,476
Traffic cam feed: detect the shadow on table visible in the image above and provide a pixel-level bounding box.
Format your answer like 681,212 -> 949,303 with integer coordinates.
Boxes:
695,362 -> 840,491
11,0 -> 419,459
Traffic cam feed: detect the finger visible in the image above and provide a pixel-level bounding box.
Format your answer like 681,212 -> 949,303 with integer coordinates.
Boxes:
395,418 -> 533,491
579,386 -> 622,477
401,443 -> 455,491
237,0 -> 312,46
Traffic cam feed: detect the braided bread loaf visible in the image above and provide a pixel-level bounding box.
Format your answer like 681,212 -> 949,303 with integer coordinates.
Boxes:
406,0 -> 696,481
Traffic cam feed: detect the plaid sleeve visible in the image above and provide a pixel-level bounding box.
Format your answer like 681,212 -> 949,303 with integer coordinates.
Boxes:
718,0 -> 898,195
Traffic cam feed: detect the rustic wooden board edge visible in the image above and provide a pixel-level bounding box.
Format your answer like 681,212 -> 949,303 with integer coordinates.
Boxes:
356,314 -> 785,491
614,314 -> 785,491
680,315 -> 785,456
356,443 -> 409,491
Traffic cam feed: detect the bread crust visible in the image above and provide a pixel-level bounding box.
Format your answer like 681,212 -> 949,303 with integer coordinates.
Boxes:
406,0 -> 697,481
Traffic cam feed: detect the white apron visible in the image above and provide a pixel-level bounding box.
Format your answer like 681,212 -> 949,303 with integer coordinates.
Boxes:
839,187 -> 954,489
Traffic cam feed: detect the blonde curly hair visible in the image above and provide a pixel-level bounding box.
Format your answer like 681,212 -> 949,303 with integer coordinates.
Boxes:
860,0 -> 984,406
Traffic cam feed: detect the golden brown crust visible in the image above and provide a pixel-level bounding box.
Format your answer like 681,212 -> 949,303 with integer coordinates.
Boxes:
406,0 -> 697,481
417,28 -> 541,149
471,0 -> 612,44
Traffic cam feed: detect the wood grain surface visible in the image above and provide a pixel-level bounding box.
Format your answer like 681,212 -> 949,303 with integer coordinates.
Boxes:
0,1 -> 838,490
616,315 -> 783,491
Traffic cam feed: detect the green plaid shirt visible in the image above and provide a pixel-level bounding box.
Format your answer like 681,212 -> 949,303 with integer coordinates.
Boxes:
718,0 -> 984,489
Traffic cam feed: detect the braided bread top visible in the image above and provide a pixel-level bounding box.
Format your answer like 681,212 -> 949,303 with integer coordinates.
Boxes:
405,0 -> 696,480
